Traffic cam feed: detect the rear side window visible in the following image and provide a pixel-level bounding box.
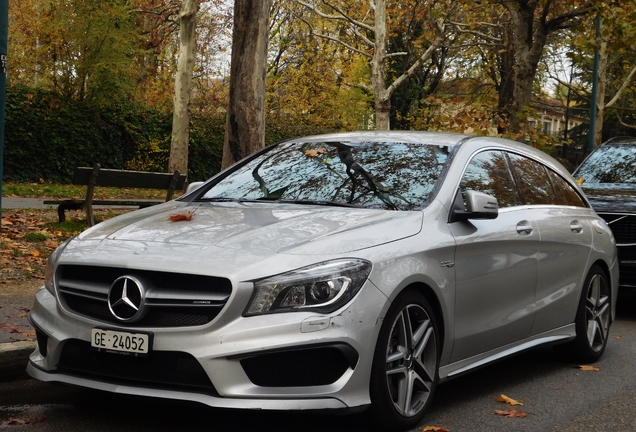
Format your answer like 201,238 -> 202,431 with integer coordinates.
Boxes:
547,170 -> 587,207
460,150 -> 518,208
507,153 -> 557,205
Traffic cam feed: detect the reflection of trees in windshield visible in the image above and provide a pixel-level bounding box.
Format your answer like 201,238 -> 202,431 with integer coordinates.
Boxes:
577,145 -> 636,183
201,141 -> 449,210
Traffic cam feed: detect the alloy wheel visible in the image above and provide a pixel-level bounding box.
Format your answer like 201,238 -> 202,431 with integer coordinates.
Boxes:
385,303 -> 437,418
585,273 -> 610,352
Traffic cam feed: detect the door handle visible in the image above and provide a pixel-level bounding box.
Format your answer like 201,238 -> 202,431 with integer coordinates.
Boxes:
516,221 -> 533,235
571,220 -> 583,233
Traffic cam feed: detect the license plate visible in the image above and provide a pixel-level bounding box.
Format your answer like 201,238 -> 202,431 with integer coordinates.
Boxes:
91,328 -> 151,355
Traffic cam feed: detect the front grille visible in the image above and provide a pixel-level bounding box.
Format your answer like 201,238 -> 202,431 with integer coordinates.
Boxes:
618,246 -> 636,287
240,344 -> 358,387
58,339 -> 217,395
56,265 -> 232,328
599,213 -> 636,244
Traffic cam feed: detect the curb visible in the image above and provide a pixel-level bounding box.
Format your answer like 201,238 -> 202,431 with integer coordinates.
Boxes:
0,341 -> 35,381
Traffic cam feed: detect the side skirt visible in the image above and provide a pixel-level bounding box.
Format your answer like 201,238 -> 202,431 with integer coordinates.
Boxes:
438,324 -> 576,382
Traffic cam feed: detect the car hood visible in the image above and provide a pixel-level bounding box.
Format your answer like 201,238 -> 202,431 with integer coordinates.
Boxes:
581,183 -> 636,213
62,201 -> 423,277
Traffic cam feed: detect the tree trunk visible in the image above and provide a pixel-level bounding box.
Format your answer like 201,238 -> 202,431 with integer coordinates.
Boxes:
169,0 -> 198,177
371,0 -> 390,130
222,0 -> 271,170
496,21 -> 516,133
503,1 -> 547,135
594,40 -> 608,147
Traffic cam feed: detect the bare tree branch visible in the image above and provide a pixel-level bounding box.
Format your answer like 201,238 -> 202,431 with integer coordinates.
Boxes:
296,15 -> 373,57
615,109 -> 636,130
606,64 -> 636,108
296,0 -> 374,32
449,22 -> 502,43
387,34 -> 444,96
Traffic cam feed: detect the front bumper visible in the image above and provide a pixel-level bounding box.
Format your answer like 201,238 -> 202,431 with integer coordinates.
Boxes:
27,281 -> 390,410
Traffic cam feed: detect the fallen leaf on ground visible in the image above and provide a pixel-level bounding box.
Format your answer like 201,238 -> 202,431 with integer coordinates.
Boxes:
578,365 -> 600,371
422,426 -> 449,432
495,394 -> 523,406
613,335 -> 622,339
10,337 -> 36,342
5,417 -> 46,425
494,406 -> 527,418
0,323 -> 35,335
0,323 -> 21,333
7,313 -> 28,319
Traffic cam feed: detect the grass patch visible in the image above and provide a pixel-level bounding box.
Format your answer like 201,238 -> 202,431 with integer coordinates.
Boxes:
45,219 -> 89,236
43,209 -> 129,235
24,232 -> 49,242
2,182 -> 182,200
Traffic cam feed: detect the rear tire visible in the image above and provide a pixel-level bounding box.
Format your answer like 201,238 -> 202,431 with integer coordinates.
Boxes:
368,290 -> 439,431
557,265 -> 611,363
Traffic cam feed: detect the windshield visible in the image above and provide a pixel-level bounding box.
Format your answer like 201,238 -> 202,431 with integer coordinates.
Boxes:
576,144 -> 636,184
198,140 -> 450,210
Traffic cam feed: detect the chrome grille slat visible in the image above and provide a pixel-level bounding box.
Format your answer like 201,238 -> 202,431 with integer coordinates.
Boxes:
598,213 -> 636,245
58,288 -> 107,302
57,280 -> 110,295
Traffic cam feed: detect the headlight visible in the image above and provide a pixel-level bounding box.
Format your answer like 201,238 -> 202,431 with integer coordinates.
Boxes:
44,237 -> 74,296
245,259 -> 372,316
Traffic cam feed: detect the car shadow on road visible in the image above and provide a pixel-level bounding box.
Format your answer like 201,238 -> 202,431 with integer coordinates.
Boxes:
616,289 -> 636,322
62,387 -> 371,432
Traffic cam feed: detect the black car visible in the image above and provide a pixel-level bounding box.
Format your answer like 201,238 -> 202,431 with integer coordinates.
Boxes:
574,137 -> 636,287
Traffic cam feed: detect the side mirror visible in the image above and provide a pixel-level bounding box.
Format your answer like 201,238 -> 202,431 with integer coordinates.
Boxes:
185,181 -> 205,195
450,190 -> 498,222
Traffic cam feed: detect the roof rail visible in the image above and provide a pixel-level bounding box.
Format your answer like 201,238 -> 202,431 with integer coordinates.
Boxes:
602,136 -> 636,145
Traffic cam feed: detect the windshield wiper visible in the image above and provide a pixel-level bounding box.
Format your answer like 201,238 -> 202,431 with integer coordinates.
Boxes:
198,197 -> 363,208
197,197 -> 265,203
277,199 -> 363,208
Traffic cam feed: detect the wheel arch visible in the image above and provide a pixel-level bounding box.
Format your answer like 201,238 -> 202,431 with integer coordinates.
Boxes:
592,259 -> 610,282
588,258 -> 616,323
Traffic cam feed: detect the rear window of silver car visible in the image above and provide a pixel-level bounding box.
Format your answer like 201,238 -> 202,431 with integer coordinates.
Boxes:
199,141 -> 450,210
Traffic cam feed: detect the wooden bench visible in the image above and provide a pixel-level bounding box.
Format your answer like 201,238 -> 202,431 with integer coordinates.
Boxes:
44,164 -> 187,226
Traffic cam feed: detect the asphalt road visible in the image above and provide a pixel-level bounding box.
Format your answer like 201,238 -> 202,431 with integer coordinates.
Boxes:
2,290 -> 636,432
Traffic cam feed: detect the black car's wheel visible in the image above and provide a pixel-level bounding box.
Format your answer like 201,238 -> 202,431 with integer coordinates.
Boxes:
559,265 -> 611,363
369,290 -> 439,431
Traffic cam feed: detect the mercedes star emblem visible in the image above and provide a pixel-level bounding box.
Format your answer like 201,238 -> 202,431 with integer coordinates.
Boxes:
108,276 -> 146,322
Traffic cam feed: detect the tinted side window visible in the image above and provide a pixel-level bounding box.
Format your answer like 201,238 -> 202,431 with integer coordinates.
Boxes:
547,170 -> 587,207
507,153 -> 557,205
460,151 -> 517,207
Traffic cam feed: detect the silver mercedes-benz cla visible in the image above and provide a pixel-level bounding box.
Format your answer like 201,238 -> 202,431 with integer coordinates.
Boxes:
28,131 -> 617,431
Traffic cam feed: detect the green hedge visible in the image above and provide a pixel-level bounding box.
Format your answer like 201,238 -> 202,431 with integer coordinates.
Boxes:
3,85 -> 333,184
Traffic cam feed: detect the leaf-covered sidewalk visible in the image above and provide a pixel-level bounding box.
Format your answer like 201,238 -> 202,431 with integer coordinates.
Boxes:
0,208 -> 126,344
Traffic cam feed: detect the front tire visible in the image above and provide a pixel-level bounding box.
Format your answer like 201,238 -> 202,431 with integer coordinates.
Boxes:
559,265 -> 611,363
369,290 -> 439,431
